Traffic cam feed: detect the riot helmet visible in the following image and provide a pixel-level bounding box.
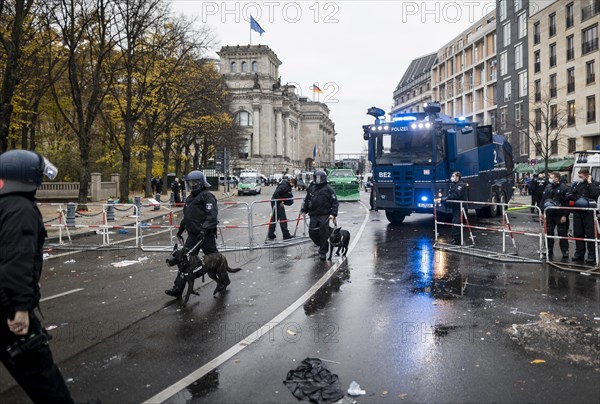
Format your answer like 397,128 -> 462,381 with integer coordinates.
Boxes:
283,174 -> 293,182
314,170 -> 328,185
185,170 -> 210,193
0,150 -> 58,196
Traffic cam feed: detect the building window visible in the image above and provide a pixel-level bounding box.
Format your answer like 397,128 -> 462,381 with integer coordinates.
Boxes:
567,35 -> 575,60
514,0 -> 522,13
550,104 -> 558,128
587,60 -> 596,84
567,100 -> 576,126
518,71 -> 527,98
582,1 -> 600,22
566,3 -> 574,28
230,61 -> 237,73
534,22 -> 540,44
534,79 -> 541,102
549,13 -> 556,37
518,13 -> 527,38
535,142 -> 543,155
504,80 -> 512,102
515,103 -> 523,127
549,43 -> 557,67
551,139 -> 558,155
588,95 -> 597,122
500,52 -> 507,76
550,74 -> 557,98
567,68 -> 575,93
500,106 -> 507,130
515,43 -> 523,69
503,23 -> 511,47
499,0 -> 507,20
520,132 -> 530,156
535,109 -> 542,131
241,61 -> 247,72
251,61 -> 258,72
582,25 -> 599,55
236,110 -> 252,126
568,138 -> 576,153
534,51 -> 541,73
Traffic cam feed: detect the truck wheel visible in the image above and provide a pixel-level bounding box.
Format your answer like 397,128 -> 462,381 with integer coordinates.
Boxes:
480,192 -> 499,218
385,210 -> 406,224
238,191 -> 242,196
497,192 -> 507,216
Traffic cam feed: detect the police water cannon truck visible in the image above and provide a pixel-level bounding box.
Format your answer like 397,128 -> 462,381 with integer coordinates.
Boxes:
362,102 -> 515,224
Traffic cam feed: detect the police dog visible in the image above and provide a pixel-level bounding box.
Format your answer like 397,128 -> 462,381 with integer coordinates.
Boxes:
328,227 -> 350,260
166,244 -> 242,301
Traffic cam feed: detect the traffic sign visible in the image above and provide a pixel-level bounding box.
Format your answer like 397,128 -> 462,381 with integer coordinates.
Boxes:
529,159 -> 537,166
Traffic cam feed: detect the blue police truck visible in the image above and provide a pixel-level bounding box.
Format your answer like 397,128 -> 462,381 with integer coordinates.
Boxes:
363,102 -> 515,224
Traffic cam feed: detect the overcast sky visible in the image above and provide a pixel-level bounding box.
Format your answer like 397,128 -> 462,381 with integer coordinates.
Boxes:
170,0 -> 496,154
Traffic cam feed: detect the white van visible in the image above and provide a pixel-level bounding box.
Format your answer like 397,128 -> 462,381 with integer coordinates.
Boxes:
572,150 -> 600,182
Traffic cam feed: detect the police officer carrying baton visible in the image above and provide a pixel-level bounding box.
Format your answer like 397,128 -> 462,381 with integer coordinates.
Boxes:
267,174 -> 295,241
566,168 -> 599,264
0,150 -> 73,403
165,170 -> 219,298
540,171 -> 570,259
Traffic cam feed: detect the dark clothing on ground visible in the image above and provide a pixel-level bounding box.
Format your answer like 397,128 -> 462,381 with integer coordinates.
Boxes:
268,180 -> 294,239
442,180 -> 467,241
541,182 -> 570,253
0,193 -> 73,403
566,180 -> 600,259
302,183 -> 339,256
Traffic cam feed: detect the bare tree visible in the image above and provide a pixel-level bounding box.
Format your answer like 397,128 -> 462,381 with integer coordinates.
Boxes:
46,0 -> 119,207
515,89 -> 569,177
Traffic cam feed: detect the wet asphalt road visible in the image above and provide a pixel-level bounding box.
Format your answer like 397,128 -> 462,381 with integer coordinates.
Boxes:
1,190 -> 599,403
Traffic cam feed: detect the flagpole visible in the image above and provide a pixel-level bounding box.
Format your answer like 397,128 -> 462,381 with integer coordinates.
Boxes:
249,19 -> 252,45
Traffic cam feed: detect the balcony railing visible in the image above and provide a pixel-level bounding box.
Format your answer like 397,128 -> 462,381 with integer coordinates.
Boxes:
535,92 -> 541,102
534,33 -> 540,44
567,82 -> 575,93
587,74 -> 596,84
550,118 -> 558,128
549,55 -> 556,67
566,16 -> 574,28
588,111 -> 597,122
582,3 -> 600,22
549,25 -> 556,37
534,62 -> 541,73
567,48 -> 574,60
568,116 -> 576,126
550,88 -> 557,97
582,39 -> 599,55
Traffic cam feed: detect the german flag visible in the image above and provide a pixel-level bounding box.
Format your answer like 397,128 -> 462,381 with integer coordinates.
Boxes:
312,84 -> 323,93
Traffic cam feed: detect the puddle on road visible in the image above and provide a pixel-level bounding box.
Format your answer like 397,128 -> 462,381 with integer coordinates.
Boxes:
304,266 -> 351,316
166,369 -> 220,403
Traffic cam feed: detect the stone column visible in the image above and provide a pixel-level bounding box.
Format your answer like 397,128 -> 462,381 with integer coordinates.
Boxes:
91,173 -> 101,202
275,108 -> 283,156
252,104 -> 261,156
283,112 -> 290,160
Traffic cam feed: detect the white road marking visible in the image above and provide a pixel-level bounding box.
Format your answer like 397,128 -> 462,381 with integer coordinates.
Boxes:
144,202 -> 370,404
40,288 -> 85,302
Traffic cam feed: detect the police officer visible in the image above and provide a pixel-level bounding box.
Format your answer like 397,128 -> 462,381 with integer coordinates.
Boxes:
566,168 -> 600,264
171,177 -> 182,204
540,172 -> 569,259
441,171 -> 467,245
165,170 -> 219,298
267,174 -> 295,241
0,150 -> 73,403
301,170 -> 339,260
530,173 -> 546,212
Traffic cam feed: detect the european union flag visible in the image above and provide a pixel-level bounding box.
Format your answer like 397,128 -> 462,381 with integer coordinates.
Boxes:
250,16 -> 265,35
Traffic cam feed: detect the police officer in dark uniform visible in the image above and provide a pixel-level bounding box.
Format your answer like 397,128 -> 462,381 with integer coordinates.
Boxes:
165,170 -> 219,298
171,177 -> 182,204
0,150 -> 73,403
267,175 -> 295,241
531,173 -> 546,211
540,171 -> 569,259
566,168 -> 600,264
301,170 -> 339,260
441,171 -> 467,245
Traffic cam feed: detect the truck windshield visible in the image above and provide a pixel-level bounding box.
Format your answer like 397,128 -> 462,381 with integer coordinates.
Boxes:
240,177 -> 255,184
374,131 -> 434,165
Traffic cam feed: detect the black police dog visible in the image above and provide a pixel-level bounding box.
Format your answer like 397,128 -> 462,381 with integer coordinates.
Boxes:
328,227 -> 350,260
166,244 -> 242,302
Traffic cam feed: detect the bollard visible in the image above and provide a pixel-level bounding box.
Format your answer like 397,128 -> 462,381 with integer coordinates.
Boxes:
135,196 -> 142,216
106,199 -> 115,221
66,202 -> 76,227
154,193 -> 161,211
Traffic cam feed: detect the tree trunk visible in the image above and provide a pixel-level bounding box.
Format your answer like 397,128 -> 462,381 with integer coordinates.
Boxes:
120,119 -> 134,202
144,130 -> 154,197
77,136 -> 90,210
184,143 -> 190,175
162,136 -> 171,195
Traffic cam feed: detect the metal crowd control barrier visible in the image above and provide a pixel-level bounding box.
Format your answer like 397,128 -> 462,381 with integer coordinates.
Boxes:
39,203 -> 70,245
434,200 -> 544,263
249,197 -> 309,248
544,205 -> 600,274
43,203 -> 140,249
